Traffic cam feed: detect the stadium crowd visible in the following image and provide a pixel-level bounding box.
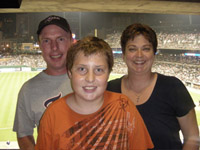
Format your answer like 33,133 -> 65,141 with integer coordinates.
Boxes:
0,31 -> 199,89
112,54 -> 200,89
0,54 -> 46,68
105,31 -> 200,50
157,32 -> 200,50
0,54 -> 199,89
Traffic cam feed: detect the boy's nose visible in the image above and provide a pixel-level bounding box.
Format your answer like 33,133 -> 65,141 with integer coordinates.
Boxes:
86,71 -> 95,82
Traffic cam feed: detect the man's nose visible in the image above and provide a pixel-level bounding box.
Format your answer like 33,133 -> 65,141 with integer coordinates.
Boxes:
51,41 -> 58,51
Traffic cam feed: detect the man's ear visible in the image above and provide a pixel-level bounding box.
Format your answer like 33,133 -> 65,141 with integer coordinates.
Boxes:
38,41 -> 41,49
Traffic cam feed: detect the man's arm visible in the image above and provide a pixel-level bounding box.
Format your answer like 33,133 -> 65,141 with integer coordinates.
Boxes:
17,135 -> 35,150
178,109 -> 200,150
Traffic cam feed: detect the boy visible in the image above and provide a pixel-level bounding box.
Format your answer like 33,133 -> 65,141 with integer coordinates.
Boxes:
35,36 -> 154,150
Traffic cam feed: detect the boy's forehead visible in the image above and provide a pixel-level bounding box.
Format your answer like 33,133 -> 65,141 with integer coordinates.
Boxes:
75,51 -> 105,59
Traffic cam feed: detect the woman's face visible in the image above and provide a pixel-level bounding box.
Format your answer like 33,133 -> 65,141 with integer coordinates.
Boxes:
123,34 -> 155,75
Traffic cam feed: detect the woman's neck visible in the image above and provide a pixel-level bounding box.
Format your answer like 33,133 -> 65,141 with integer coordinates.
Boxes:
125,72 -> 155,93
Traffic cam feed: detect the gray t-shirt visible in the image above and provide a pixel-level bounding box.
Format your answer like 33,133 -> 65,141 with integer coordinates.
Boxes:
13,71 -> 72,138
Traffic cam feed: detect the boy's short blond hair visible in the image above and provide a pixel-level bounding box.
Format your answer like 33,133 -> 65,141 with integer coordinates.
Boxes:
67,36 -> 114,73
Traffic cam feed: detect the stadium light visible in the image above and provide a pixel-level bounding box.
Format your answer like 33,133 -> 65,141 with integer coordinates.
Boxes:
185,53 -> 200,57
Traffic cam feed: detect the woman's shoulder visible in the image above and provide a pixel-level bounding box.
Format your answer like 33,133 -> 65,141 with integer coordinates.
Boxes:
104,91 -> 137,108
157,73 -> 183,85
105,90 -> 127,98
107,76 -> 123,92
108,76 -> 123,84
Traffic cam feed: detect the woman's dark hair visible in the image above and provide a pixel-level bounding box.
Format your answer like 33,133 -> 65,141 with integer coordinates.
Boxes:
121,23 -> 158,54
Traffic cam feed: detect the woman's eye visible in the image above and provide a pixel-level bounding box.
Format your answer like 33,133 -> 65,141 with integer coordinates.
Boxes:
143,47 -> 151,51
128,48 -> 137,52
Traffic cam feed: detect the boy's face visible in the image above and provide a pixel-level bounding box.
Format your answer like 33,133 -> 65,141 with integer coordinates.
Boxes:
68,51 -> 109,103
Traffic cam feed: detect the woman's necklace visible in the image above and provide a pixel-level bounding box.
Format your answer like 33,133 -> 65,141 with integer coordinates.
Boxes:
134,87 -> 148,103
135,94 -> 141,103
124,74 -> 155,104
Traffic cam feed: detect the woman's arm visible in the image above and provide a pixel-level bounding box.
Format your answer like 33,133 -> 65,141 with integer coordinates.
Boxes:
177,109 -> 200,150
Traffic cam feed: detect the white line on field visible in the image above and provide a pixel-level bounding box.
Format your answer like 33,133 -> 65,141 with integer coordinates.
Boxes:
0,127 -> 12,130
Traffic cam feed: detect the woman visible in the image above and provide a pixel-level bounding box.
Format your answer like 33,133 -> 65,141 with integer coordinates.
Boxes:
107,23 -> 199,149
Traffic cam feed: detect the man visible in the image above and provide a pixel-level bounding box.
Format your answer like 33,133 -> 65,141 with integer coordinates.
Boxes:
13,15 -> 73,150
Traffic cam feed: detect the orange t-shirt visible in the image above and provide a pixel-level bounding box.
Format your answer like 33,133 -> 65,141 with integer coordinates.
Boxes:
35,91 -> 154,150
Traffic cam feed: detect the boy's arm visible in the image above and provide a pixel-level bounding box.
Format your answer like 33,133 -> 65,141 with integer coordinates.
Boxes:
132,110 -> 154,149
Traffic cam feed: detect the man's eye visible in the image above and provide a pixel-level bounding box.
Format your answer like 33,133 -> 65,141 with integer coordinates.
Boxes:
58,37 -> 65,42
43,39 -> 49,43
59,37 -> 64,41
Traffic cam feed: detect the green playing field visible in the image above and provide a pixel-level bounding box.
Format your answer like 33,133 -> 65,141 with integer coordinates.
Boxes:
0,72 -> 199,142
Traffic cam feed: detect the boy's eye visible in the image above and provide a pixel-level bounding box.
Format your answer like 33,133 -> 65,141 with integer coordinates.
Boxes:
96,68 -> 102,72
77,67 -> 87,74
94,68 -> 104,75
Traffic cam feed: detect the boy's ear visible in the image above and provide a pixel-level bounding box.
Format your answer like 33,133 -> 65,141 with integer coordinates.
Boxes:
67,70 -> 72,79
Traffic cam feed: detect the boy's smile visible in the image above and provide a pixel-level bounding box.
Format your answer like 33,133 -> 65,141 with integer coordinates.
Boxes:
68,52 -> 110,104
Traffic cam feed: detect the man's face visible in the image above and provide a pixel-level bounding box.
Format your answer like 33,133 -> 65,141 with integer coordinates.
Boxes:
39,24 -> 72,75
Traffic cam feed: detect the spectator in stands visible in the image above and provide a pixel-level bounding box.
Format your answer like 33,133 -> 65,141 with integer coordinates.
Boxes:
35,36 -> 154,150
13,15 -> 73,150
106,30 -> 200,50
107,23 -> 199,150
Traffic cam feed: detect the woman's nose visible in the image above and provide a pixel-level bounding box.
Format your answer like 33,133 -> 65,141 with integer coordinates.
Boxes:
136,49 -> 143,57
